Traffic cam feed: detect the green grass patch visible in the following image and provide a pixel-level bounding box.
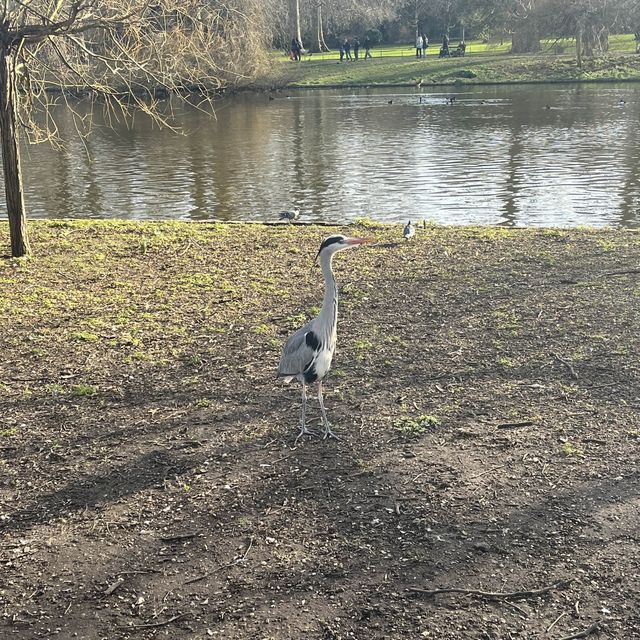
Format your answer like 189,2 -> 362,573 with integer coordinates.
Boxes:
394,414 -> 441,436
71,384 -> 98,397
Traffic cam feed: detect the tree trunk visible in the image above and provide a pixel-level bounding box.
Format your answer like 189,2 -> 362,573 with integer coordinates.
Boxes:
511,21 -> 541,53
576,25 -> 583,68
289,0 -> 302,45
310,3 -> 328,52
310,4 -> 319,52
583,25 -> 609,57
317,4 -> 329,52
0,47 -> 30,257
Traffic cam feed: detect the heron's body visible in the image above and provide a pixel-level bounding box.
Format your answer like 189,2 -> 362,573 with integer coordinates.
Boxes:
278,235 -> 369,440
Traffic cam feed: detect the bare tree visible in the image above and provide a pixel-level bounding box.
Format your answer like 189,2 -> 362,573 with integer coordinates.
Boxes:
310,1 -> 330,52
0,0 -> 268,257
290,0 -> 303,46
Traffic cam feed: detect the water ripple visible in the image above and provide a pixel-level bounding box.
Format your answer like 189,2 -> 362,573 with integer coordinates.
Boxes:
1,84 -> 639,227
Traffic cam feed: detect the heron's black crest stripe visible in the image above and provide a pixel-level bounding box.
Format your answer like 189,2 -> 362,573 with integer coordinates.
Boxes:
319,236 -> 344,251
305,331 -> 321,351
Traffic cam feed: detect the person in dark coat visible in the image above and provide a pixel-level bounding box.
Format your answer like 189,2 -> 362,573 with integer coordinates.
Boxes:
353,37 -> 360,61
363,35 -> 373,60
291,37 -> 303,61
343,38 -> 352,62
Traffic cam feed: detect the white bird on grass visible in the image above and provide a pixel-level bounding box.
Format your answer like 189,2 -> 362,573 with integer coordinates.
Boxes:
403,220 -> 415,240
277,235 -> 371,441
279,207 -> 301,221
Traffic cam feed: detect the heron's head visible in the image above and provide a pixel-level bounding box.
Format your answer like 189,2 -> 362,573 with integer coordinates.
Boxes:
314,235 -> 371,264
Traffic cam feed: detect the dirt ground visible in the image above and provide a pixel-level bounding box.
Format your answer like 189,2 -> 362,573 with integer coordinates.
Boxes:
0,221 -> 639,639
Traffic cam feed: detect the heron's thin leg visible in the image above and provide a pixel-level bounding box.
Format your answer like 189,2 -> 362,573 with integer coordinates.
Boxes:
295,381 -> 315,443
318,381 -> 341,441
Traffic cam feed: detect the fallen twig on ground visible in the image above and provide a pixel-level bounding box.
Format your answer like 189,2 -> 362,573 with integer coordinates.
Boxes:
407,579 -> 572,600
469,464 -> 506,479
601,269 -> 640,277
552,352 -> 579,380
496,420 -> 535,429
159,531 -> 201,542
556,620 -> 601,640
119,613 -> 188,630
546,611 -> 567,632
103,577 -> 125,597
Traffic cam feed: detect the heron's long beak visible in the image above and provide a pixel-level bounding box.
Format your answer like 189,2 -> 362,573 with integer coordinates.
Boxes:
345,237 -> 374,245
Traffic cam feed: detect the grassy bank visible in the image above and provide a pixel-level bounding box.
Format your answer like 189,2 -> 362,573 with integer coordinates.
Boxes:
1,220 -> 639,638
258,34 -> 640,88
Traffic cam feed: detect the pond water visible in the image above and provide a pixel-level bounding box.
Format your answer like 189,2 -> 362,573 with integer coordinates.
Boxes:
2,83 -> 640,227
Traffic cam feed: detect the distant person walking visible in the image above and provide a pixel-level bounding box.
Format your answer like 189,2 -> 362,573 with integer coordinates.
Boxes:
339,42 -> 345,63
422,33 -> 429,54
416,34 -> 423,58
353,37 -> 360,61
343,38 -> 352,61
441,32 -> 450,57
291,37 -> 303,61
363,35 -> 373,60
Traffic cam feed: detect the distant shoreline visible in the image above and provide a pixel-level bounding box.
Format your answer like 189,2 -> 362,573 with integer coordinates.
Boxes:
252,49 -> 640,90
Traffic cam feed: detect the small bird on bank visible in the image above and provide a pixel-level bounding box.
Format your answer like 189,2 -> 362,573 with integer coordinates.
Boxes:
279,207 -> 301,221
403,220 -> 415,240
277,234 -> 371,441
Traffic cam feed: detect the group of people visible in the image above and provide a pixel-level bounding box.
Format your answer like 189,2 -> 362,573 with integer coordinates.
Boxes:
417,32 -> 466,58
290,35 -> 374,63
439,33 -> 466,58
290,32 -> 466,63
338,36 -> 373,62
415,33 -> 429,57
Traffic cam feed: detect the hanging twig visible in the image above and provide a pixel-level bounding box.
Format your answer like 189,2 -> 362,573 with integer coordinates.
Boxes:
407,579 -> 572,600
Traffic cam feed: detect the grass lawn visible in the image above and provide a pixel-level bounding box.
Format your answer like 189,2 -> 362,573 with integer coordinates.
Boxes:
258,33 -> 640,87
1,220 -> 639,638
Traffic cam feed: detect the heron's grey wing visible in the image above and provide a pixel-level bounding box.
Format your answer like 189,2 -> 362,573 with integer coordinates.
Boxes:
277,324 -> 319,378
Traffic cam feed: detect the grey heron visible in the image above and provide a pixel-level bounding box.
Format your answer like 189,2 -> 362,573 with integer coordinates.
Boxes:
277,235 -> 371,441
279,207 -> 301,221
403,221 -> 415,240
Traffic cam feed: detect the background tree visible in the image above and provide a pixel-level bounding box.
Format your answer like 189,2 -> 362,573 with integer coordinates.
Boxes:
290,0 -> 303,47
0,0 -> 268,257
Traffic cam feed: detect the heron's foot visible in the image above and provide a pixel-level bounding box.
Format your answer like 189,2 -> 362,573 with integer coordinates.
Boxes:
294,424 -> 318,445
322,423 -> 342,441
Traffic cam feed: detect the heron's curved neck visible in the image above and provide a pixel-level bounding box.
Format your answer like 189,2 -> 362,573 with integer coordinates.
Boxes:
320,252 -> 338,325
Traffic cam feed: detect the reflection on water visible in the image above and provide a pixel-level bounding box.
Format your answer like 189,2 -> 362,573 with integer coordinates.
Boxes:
3,83 -> 640,227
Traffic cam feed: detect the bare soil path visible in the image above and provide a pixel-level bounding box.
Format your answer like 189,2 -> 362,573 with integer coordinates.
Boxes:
0,221 -> 638,639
